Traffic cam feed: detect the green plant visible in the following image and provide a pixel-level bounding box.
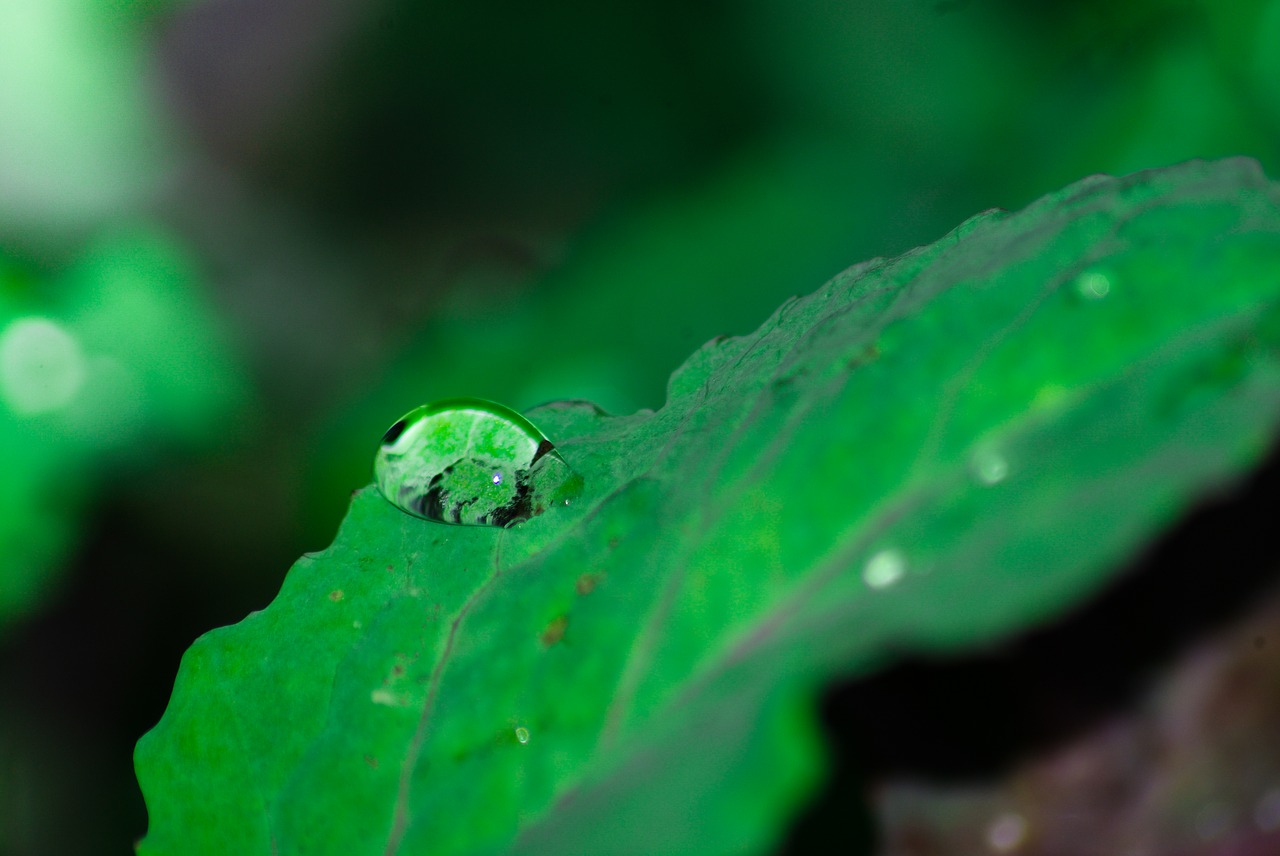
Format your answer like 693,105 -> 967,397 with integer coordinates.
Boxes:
135,158 -> 1280,854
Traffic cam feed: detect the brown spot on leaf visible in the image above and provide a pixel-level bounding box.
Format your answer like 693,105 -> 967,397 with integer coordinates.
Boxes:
576,573 -> 603,595
846,344 -> 880,370
364,755 -> 378,769
328,589 -> 344,602
540,615 -> 568,647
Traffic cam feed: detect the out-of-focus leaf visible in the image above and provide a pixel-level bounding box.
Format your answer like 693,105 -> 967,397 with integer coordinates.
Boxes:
0,227 -> 249,627
137,159 -> 1280,855
0,0 -> 174,238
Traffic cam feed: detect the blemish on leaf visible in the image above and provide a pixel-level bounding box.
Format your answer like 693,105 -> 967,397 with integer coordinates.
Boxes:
364,755 -> 378,769
576,573 -> 603,595
540,615 -> 568,647
845,343 -> 880,369
328,589 -> 344,602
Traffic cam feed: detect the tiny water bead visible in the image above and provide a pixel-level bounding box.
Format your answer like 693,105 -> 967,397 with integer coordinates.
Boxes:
970,445 -> 1010,486
514,726 -> 530,744
374,398 -> 583,527
863,549 -> 906,590
1074,269 -> 1112,300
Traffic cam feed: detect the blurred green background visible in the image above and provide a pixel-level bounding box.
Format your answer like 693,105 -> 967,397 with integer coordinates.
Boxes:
1,0 -> 1279,851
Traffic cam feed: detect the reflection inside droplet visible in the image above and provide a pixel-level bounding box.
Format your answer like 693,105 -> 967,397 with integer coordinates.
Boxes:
863,549 -> 906,589
514,726 -> 530,744
0,316 -> 86,415
374,398 -> 582,527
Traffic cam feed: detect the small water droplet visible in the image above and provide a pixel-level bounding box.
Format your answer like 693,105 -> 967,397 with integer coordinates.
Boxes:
971,446 -> 1009,486
863,549 -> 906,589
371,689 -> 406,707
1070,272 -> 1111,301
0,316 -> 86,415
1254,788 -> 1280,832
1074,270 -> 1112,300
373,398 -> 583,527
986,811 -> 1027,852
514,726 -> 530,744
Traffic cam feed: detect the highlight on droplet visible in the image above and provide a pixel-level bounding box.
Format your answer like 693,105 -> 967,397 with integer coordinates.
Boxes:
0,316 -> 86,415
862,549 -> 906,590
514,726 -> 530,744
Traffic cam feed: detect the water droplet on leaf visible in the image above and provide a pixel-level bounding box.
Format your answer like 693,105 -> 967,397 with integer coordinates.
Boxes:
863,549 -> 906,589
514,726 -> 530,744
970,445 -> 1009,485
374,398 -> 583,527
1074,270 -> 1111,300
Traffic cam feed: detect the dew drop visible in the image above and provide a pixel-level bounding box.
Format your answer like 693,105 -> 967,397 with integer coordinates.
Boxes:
1074,270 -> 1112,300
514,726 -> 530,744
373,398 -> 583,527
863,549 -> 906,590
970,446 -> 1009,486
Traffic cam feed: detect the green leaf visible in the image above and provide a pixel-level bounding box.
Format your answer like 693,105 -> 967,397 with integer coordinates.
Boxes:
136,158 -> 1280,855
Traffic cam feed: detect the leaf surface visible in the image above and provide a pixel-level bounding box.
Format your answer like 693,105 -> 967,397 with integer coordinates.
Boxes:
136,158 -> 1280,855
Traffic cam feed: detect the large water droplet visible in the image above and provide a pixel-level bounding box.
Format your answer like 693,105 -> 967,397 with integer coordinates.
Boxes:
374,398 -> 583,527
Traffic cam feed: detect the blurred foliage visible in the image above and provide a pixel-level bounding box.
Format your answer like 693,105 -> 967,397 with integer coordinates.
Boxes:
0,0 -> 1278,851
0,230 -> 247,628
137,158 -> 1280,855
